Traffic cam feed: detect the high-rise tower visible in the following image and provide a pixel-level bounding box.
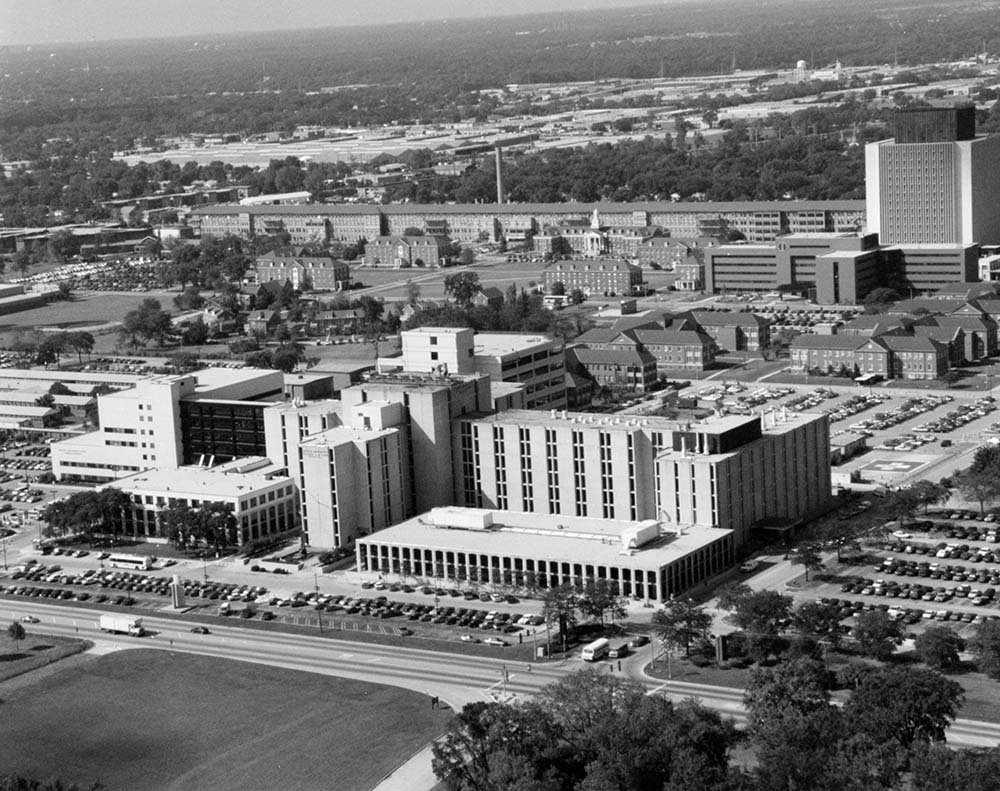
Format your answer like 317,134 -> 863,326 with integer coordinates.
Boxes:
865,105 -> 1000,245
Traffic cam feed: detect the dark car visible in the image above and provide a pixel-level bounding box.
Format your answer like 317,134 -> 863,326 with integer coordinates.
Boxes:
190,626 -> 210,634
629,634 -> 651,648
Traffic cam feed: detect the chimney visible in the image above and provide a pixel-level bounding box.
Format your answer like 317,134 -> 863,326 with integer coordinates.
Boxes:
495,147 -> 504,204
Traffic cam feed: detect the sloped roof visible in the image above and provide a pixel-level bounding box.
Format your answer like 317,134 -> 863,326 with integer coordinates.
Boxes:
632,329 -> 712,346
691,310 -> 769,328
879,335 -> 946,352
791,335 -> 868,351
570,347 -> 657,366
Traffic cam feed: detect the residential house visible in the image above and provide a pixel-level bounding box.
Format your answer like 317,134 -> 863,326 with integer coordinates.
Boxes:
470,287 -> 505,309
246,310 -> 281,336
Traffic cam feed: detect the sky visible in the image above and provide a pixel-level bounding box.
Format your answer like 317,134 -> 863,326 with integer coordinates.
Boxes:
2,0 -> 685,47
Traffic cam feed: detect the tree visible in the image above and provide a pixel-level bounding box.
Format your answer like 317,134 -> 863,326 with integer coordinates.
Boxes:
7,620 -> 26,653
0,776 -> 106,791
957,446 -> 1000,513
792,600 -> 848,648
181,317 -> 210,346
714,581 -> 752,612
458,247 -> 475,266
745,657 -> 831,728
432,700 -> 574,791
743,658 -> 848,791
173,286 -> 205,311
852,609 -> 904,660
119,298 -> 173,349
731,589 -> 791,635
967,618 -> 1000,679
652,597 -> 713,655
940,369 -> 961,389
444,272 -> 481,306
568,288 -> 586,306
909,479 -> 949,515
535,669 -> 739,790
168,351 -> 200,373
914,626 -> 964,671
65,330 -> 95,364
843,666 -> 963,750
550,280 -> 566,296
790,542 -> 824,581
577,579 -> 627,626
541,583 -> 578,649
910,742 -> 1000,791
732,589 -> 792,660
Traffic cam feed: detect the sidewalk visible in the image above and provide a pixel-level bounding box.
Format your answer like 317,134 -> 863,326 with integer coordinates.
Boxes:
370,744 -> 438,791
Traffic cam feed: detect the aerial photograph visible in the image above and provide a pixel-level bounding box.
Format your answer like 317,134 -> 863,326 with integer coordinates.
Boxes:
4,0 -> 1000,788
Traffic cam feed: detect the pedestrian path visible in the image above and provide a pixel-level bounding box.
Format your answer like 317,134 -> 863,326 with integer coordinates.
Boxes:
369,743 -> 437,791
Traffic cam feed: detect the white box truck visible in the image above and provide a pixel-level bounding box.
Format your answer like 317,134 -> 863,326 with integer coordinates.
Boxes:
99,615 -> 145,636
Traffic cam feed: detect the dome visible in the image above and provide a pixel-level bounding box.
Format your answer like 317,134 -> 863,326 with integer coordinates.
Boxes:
796,59 -> 808,70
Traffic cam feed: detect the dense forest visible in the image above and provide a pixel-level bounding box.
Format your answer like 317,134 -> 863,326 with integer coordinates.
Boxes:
3,0 -> 1000,151
3,0 -> 1000,228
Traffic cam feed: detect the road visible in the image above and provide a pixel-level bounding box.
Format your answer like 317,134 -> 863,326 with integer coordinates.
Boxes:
7,598 -> 1000,750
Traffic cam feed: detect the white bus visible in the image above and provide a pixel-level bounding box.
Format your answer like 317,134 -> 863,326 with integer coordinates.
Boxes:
581,637 -> 610,662
107,554 -> 153,570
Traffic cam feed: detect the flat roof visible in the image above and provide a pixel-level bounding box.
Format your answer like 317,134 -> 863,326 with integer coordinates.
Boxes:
111,466 -> 291,499
473,332 -> 557,357
191,199 -> 865,217
360,508 -> 731,570
299,424 -> 398,447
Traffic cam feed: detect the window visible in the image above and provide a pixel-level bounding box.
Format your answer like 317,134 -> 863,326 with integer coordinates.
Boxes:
430,336 -> 438,345
430,351 -> 439,361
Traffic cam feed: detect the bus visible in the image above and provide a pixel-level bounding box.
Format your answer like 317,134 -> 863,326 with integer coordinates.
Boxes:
107,554 -> 153,570
581,637 -> 610,662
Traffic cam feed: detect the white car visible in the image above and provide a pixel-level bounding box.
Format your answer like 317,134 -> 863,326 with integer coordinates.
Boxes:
483,637 -> 509,647
892,531 -> 913,539
20,615 -> 39,623
460,634 -> 479,643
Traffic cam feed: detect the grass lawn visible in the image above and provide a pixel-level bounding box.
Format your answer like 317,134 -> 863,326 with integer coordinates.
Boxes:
0,631 -> 90,683
0,292 -> 174,338
0,649 -> 452,791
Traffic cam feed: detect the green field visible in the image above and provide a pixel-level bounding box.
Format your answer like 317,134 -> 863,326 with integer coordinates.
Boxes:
0,292 -> 174,337
0,649 -> 451,791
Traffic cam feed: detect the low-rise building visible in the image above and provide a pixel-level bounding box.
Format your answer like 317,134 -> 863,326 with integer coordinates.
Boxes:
357,506 -> 735,602
567,346 -> 658,392
688,311 -> 770,352
364,235 -> 453,268
108,465 -> 297,546
543,259 -> 644,297
254,251 -> 350,292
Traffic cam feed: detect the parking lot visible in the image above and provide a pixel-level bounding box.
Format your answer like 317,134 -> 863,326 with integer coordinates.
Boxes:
802,511 -> 1000,637
0,549 -> 553,651
679,375 -> 1000,488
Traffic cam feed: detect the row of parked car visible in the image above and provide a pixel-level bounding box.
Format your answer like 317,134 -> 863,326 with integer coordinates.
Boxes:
1,583 -> 133,606
843,575 -> 1000,606
915,396 -> 996,434
1,486 -> 44,502
847,394 -> 955,437
827,393 -> 891,424
882,537 -> 1000,561
818,596 -> 996,626
785,388 -> 837,412
877,556 -> 1000,584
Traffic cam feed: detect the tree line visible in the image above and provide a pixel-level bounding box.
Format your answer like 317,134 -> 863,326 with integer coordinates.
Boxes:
433,660 -> 998,791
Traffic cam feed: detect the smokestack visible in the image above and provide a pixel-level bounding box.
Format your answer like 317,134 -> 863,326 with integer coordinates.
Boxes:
495,147 -> 504,204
